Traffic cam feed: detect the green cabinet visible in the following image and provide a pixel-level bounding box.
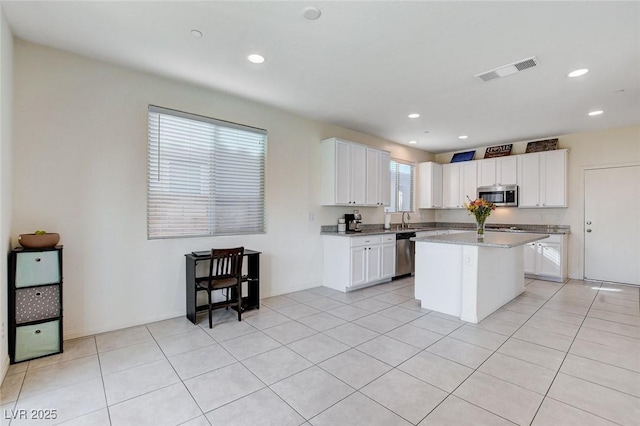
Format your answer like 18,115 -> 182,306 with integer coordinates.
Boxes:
9,246 -> 63,363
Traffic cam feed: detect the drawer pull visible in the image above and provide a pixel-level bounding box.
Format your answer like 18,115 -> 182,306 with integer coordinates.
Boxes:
35,258 -> 41,262
35,329 -> 41,334
35,292 -> 42,296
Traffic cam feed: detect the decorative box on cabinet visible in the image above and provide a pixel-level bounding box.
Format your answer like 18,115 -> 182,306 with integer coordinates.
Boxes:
9,246 -> 63,363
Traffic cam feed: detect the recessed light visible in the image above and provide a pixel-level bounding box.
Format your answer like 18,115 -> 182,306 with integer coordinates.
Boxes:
247,54 -> 265,64
303,6 -> 322,20
409,140 -> 418,144
568,68 -> 589,78
458,135 -> 468,139
408,113 -> 420,119
588,110 -> 603,116
191,29 -> 202,38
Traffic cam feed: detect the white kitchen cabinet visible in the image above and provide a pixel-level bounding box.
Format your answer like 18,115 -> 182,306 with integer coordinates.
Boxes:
418,162 -> 443,209
323,234 -> 395,292
366,148 -> 391,206
443,162 -> 477,208
518,149 -> 568,208
322,138 -> 390,206
477,157 -> 517,187
523,234 -> 568,282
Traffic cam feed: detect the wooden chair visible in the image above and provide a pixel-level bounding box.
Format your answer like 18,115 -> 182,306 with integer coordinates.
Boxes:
196,247 -> 244,328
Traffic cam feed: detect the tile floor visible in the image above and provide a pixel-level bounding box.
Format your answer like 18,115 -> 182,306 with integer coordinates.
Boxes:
1,277 -> 639,426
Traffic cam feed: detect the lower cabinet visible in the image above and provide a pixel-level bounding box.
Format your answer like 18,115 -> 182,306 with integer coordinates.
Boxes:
523,234 -> 568,282
324,234 -> 395,292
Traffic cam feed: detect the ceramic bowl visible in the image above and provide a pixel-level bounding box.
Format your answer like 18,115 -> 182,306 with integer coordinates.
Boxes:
18,233 -> 60,249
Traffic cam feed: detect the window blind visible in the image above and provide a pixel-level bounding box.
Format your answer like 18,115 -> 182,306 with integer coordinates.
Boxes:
389,159 -> 415,213
147,106 -> 266,239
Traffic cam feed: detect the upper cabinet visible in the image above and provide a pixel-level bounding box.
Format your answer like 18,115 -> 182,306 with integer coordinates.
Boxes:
442,161 -> 477,208
417,162 -> 443,209
477,156 -> 517,187
321,138 -> 390,206
366,148 -> 391,206
518,149 -> 568,208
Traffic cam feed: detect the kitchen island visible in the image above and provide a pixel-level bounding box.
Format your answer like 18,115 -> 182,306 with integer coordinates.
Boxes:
412,232 -> 548,323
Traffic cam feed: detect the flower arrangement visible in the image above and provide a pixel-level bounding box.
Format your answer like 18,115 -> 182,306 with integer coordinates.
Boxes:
464,197 -> 496,238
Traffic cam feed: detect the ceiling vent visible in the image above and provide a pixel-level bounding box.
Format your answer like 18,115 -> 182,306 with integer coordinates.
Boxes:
475,56 -> 539,82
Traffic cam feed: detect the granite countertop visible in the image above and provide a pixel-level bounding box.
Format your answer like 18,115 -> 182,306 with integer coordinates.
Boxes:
411,231 -> 549,248
321,223 -> 569,237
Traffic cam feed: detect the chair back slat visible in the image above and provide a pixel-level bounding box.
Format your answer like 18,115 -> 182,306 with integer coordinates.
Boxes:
209,247 -> 244,282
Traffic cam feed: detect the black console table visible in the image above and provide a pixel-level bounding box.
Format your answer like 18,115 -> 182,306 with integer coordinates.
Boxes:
185,249 -> 261,324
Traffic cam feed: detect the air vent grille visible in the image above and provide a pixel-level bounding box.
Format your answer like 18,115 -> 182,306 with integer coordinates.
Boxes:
476,56 -> 539,82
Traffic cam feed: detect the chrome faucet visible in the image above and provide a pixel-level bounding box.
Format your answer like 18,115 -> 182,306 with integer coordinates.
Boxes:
401,211 -> 411,229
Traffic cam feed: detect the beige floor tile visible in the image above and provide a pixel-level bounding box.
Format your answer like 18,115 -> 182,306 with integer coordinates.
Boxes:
398,350 -> 473,393
98,341 -> 164,375
532,397 -> 618,426
13,378 -> 106,425
560,354 -> 640,398
262,320 -> 317,345
356,335 -> 420,366
322,323 -> 380,347
102,359 -> 180,405
0,371 -> 24,404
206,388 -> 304,426
155,328 -> 215,357
287,333 -> 350,364
310,391 -> 411,426
361,369 -> 447,424
570,338 -> 640,372
588,308 -> 640,327
479,352 -> 556,394
57,408 -> 111,426
420,395 -> 516,426
27,337 -> 97,370
145,316 -> 198,339
275,303 -> 321,320
242,346 -> 312,385
384,324 -> 444,349
270,366 -> 354,419
454,371 -> 544,426
109,383 -> 201,426
167,343 -> 235,380
410,315 -> 464,335
532,308 -> 585,326
318,349 -> 391,389
523,315 -> 581,337
426,337 -> 492,369
20,355 -> 101,399
498,338 -> 565,371
95,325 -> 153,353
219,331 -> 281,360
582,317 -> 640,339
354,313 -> 405,333
512,326 -> 573,352
184,362 -> 264,413
449,324 -> 508,350
548,373 -> 640,425
576,327 -> 640,352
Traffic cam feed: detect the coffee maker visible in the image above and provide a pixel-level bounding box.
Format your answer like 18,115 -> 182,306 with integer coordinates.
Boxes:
344,210 -> 362,233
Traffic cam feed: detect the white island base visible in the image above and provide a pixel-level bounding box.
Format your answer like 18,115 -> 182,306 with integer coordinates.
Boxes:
414,232 -> 548,323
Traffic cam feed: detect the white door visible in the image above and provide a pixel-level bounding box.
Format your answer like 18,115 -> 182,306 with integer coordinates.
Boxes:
584,165 -> 640,285
461,162 -> 478,204
497,156 -> 517,185
381,243 -> 396,279
365,148 -> 380,205
366,245 -> 382,283
442,164 -> 460,208
378,151 -> 391,206
350,247 -> 367,287
518,153 -> 540,207
335,141 -> 351,205
477,159 -> 497,187
350,144 -> 367,205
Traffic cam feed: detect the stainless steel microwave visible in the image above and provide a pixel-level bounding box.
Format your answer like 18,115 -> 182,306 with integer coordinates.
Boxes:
477,185 -> 518,207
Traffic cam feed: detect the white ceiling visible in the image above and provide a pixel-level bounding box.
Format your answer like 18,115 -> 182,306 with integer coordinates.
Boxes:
3,1 -> 639,153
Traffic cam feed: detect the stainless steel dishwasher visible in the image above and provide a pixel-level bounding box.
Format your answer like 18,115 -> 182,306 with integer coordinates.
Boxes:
395,231 -> 415,278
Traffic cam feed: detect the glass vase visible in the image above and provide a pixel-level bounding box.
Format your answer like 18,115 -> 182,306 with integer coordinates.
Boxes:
476,217 -> 486,240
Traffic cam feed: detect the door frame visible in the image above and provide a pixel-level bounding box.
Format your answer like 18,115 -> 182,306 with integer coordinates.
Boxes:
582,161 -> 640,282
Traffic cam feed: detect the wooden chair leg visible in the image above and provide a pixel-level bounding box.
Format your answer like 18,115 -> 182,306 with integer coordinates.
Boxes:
207,289 -> 213,329
237,284 -> 242,321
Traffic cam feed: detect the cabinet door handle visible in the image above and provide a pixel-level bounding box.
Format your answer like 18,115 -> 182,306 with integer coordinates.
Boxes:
35,329 -> 41,334
35,292 -> 42,296
35,258 -> 41,262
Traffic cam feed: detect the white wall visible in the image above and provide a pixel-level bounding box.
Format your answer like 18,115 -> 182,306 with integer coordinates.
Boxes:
12,40 -> 433,339
0,7 -> 13,379
434,125 -> 640,280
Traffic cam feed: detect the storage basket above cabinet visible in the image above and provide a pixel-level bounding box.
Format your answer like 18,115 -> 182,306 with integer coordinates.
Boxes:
8,246 -> 63,363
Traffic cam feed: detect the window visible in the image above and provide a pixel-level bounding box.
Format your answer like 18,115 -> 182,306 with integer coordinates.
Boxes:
389,159 -> 415,213
147,106 -> 266,239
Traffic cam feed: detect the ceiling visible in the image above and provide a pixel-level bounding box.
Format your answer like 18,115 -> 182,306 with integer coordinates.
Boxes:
3,1 -> 639,153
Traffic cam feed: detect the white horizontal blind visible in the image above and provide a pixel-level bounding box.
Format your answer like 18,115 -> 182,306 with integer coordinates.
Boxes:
389,159 -> 415,213
148,106 -> 266,239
